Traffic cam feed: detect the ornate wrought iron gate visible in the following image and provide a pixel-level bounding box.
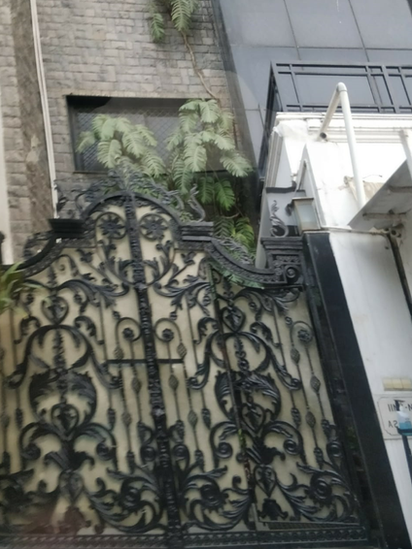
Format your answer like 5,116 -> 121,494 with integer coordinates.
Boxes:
0,189 -> 368,548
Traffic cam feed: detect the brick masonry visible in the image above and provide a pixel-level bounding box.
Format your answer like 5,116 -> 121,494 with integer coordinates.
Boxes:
36,0 -> 232,187
0,0 -> 52,259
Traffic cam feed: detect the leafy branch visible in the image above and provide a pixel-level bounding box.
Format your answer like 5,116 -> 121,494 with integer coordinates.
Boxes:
149,0 -> 198,40
77,99 -> 255,260
77,115 -> 166,178
148,0 -> 219,100
0,263 -> 34,316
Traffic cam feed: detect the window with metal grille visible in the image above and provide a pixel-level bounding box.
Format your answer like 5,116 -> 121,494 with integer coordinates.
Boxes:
68,96 -> 185,172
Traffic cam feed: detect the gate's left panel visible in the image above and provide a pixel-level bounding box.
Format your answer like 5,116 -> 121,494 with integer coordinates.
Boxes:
0,201 -> 166,537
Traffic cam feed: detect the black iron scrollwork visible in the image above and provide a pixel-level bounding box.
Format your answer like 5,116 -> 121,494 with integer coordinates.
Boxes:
0,186 -> 367,548
270,201 -> 289,238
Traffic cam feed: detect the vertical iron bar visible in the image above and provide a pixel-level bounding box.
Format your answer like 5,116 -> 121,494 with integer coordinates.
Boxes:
124,193 -> 182,549
395,399 -> 412,487
210,271 -> 257,525
0,232 -> 4,265
402,434 -> 412,486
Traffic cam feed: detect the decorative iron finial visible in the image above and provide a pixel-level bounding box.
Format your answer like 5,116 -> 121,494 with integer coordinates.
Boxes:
270,201 -> 289,238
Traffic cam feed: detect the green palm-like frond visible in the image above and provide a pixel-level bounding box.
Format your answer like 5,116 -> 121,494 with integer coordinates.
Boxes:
122,131 -> 146,159
170,0 -> 194,33
219,110 -> 234,132
141,153 -> 166,178
212,133 -> 235,151
179,111 -> 199,133
91,114 -> 110,139
149,3 -> 165,42
0,263 -> 35,316
213,216 -> 234,239
166,127 -> 185,150
197,177 -> 214,204
198,130 -> 217,145
97,139 -> 122,168
184,137 -> 207,172
135,124 -> 158,147
172,156 -> 194,196
214,179 -> 235,211
77,131 -> 96,152
179,99 -> 203,112
75,102 -> 254,253
221,151 -> 252,177
199,100 -> 220,124
115,117 -> 134,134
93,115 -> 117,141
234,217 -> 255,250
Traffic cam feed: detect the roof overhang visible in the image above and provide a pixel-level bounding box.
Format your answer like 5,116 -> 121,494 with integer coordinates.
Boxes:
349,161 -> 412,231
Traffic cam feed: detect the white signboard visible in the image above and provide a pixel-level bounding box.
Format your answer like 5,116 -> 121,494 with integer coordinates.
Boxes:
375,394 -> 412,439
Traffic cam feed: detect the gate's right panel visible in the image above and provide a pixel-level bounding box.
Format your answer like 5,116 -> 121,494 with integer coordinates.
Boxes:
213,272 -> 366,540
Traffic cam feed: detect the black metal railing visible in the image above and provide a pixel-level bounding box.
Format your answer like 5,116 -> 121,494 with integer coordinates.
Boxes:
260,62 -> 412,173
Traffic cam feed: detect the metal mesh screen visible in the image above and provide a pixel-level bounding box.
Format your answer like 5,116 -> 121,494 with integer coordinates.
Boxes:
70,97 -> 185,172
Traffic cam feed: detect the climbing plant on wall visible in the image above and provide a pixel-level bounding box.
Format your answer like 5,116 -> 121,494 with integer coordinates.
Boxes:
149,0 -> 197,40
0,263 -> 34,316
77,99 -> 255,257
143,0 -> 256,258
148,0 -> 219,100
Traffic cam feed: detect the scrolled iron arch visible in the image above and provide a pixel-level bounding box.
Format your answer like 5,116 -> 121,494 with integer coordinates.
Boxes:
18,189 -> 302,288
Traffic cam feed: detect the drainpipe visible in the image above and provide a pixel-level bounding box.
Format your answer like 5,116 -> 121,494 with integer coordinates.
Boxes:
30,0 -> 57,215
0,90 -> 13,264
317,83 -> 366,208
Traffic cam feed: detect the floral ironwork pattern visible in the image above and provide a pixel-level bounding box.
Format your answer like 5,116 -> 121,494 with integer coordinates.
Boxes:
0,189 -> 367,548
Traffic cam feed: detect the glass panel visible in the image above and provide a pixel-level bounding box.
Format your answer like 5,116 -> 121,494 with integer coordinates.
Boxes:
220,0 -> 296,47
285,0 -> 362,48
387,75 -> 410,107
295,74 -> 374,106
350,0 -> 412,48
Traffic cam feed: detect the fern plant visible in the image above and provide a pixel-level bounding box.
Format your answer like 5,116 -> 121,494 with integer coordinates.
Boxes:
167,100 -> 251,206
149,0 -> 198,41
148,0 -> 218,101
77,100 -> 256,258
167,99 -> 254,253
77,115 -> 166,179
149,1 -> 166,42
0,263 -> 33,316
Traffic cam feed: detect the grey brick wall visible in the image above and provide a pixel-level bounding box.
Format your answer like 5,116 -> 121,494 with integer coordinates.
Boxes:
0,0 -> 52,259
36,0 -> 232,185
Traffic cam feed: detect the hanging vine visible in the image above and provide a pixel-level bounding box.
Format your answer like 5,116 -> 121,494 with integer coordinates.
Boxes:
148,0 -> 219,100
76,2 -> 255,259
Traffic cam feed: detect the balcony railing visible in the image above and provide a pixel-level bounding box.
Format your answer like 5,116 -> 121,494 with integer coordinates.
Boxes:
260,62 -> 412,172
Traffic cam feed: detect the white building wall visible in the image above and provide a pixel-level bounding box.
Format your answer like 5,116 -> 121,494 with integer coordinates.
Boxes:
262,112 -> 412,542
330,230 -> 412,543
260,114 -> 412,237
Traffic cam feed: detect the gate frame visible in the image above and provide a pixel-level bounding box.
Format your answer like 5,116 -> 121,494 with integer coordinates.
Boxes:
0,189 -> 376,548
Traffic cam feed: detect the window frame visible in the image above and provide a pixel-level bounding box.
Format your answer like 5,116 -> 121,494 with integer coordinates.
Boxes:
67,95 -> 187,174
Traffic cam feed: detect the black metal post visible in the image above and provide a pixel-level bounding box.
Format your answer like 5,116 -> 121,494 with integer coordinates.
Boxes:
0,231 -> 4,265
395,399 -> 412,486
305,232 -> 411,549
401,434 -> 412,485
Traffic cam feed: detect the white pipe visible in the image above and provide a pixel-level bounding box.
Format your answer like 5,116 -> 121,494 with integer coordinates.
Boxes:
400,129 -> 412,178
0,89 -> 14,264
30,0 -> 57,215
318,83 -> 366,208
